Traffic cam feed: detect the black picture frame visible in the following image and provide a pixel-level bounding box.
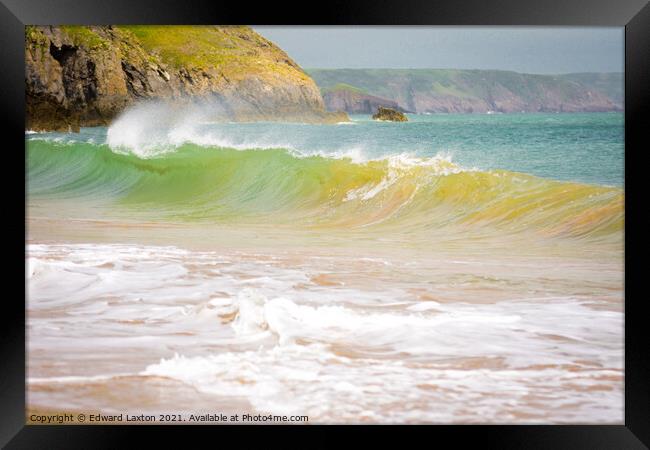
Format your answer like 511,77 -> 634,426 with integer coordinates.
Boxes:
3,0 -> 648,447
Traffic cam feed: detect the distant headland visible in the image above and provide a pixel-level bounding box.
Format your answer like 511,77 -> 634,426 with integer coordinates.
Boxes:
309,69 -> 623,114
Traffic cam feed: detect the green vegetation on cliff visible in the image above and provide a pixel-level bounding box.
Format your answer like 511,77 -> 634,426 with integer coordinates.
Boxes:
561,72 -> 624,104
321,83 -> 368,95
60,26 -> 110,50
117,26 -> 310,82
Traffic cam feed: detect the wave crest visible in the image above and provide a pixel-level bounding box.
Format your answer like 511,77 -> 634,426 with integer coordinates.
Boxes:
27,138 -> 623,239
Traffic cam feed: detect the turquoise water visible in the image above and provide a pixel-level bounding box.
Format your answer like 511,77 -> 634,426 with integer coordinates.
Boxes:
26,111 -> 624,236
206,112 -> 624,187
28,112 -> 624,187
348,113 -> 624,187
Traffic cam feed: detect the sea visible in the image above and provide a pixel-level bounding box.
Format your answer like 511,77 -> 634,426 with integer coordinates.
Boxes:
26,107 -> 624,424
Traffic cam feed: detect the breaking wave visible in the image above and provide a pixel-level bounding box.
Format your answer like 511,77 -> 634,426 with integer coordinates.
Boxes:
27,129 -> 623,239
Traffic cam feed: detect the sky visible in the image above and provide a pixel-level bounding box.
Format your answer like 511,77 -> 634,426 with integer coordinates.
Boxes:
253,27 -> 623,74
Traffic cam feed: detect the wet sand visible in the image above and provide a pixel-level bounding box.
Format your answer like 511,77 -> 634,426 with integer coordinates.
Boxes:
27,216 -> 623,424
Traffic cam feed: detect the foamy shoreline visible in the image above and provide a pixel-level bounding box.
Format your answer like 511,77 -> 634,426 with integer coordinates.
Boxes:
27,221 -> 623,423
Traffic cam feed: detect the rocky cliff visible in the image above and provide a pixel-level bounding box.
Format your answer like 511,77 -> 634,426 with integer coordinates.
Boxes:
321,83 -> 405,114
309,69 -> 623,114
26,26 -> 347,131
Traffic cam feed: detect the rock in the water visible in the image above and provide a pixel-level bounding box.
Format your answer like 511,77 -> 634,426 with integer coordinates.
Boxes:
372,106 -> 408,122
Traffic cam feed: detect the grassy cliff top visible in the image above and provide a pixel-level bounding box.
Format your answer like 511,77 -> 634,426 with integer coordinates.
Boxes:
27,25 -> 312,83
117,26 -> 310,81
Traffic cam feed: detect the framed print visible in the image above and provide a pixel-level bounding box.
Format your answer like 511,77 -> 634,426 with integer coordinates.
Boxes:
2,0 -> 648,447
